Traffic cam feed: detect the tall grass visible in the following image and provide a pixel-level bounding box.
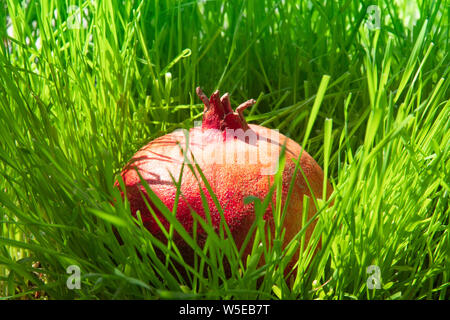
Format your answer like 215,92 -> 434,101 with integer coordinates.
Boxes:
0,0 -> 448,299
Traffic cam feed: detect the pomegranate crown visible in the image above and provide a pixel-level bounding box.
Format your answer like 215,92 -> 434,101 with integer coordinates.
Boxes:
196,87 -> 255,131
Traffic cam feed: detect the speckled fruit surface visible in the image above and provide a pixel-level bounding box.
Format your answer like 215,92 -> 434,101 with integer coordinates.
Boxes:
116,87 -> 332,273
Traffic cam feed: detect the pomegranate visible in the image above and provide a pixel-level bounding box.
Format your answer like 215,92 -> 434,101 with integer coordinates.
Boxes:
117,87 -> 331,275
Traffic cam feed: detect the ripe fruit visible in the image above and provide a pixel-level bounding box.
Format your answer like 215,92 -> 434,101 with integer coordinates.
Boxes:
117,87 -> 331,274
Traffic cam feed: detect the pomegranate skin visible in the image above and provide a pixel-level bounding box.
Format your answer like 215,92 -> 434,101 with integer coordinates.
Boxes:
117,88 -> 332,274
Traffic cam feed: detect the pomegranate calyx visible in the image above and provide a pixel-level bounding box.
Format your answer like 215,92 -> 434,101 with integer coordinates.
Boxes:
196,87 -> 255,131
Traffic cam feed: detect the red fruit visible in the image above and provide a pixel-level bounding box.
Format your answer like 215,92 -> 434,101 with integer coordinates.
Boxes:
117,87 -> 332,275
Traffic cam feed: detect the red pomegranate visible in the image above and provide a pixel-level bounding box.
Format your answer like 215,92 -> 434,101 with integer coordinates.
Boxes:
117,87 -> 332,275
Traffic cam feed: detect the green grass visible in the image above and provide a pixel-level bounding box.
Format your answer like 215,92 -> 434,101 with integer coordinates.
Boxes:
0,0 -> 449,299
